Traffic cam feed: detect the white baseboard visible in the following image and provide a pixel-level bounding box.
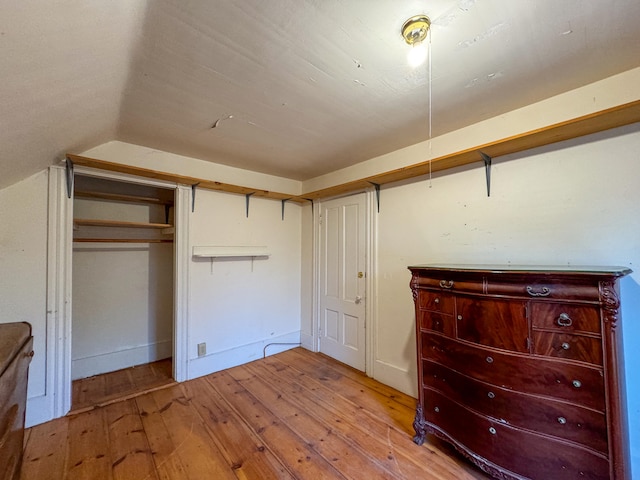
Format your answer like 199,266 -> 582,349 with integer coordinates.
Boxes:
71,340 -> 172,380
372,358 -> 418,398
188,330 -> 301,380
300,332 -> 315,351
25,394 -> 53,428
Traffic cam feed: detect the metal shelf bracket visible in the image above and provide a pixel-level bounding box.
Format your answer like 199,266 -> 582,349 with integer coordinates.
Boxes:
480,151 -> 492,197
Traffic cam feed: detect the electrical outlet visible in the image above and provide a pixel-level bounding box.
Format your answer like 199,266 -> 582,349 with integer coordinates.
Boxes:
197,342 -> 206,357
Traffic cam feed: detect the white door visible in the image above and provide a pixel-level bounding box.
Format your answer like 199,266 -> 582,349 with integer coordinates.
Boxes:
319,193 -> 366,371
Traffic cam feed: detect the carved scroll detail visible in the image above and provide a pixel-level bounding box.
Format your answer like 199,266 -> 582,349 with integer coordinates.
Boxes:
412,403 -> 427,446
600,280 -> 621,329
410,279 -> 419,303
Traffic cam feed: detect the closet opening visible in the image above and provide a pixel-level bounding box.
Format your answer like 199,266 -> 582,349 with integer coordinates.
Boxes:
70,175 -> 176,411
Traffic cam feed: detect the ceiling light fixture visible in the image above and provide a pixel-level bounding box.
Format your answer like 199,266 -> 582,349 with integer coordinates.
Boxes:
402,14 -> 434,187
402,15 -> 431,67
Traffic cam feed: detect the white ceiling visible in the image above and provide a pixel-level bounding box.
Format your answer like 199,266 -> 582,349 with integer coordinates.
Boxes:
1,0 -> 639,190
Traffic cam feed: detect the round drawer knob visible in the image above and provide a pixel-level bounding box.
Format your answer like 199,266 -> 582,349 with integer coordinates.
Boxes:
488,427 -> 497,435
487,392 -> 495,399
572,380 -> 582,388
434,298 -> 440,304
561,342 -> 570,350
558,417 -> 567,425
486,356 -> 494,364
434,406 -> 440,413
457,315 -> 463,320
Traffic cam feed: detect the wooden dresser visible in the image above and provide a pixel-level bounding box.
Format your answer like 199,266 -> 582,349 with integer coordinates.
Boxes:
0,322 -> 33,480
408,265 -> 631,480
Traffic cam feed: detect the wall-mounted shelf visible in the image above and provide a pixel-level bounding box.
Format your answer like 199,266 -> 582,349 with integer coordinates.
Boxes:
74,218 -> 173,229
74,190 -> 174,206
192,246 -> 270,258
73,238 -> 173,243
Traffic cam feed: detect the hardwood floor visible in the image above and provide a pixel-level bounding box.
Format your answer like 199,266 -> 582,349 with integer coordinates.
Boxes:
71,358 -> 174,412
22,348 -> 491,480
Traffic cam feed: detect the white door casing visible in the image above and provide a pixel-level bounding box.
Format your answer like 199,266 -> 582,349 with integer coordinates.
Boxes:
318,193 -> 367,371
44,166 -> 189,424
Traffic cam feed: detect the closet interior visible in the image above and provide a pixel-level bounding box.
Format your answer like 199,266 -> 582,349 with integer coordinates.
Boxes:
71,175 -> 175,410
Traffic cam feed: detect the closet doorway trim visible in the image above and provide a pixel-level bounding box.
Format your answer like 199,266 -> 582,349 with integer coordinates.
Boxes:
49,165 -> 190,420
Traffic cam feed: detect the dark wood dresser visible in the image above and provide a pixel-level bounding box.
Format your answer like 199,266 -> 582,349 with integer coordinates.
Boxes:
408,265 -> 631,480
0,322 -> 33,480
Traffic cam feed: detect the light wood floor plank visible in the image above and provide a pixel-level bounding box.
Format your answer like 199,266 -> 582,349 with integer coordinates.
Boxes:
138,384 -> 237,480
182,376 -> 295,480
72,359 -> 174,412
135,393 -> 190,480
104,399 -> 158,480
253,353 -> 487,480
245,357 -> 432,479
64,408 -> 113,480
271,349 -> 491,480
24,347 -> 491,480
228,363 -> 400,480
20,416 -> 69,480
282,348 -> 417,411
207,369 -> 348,479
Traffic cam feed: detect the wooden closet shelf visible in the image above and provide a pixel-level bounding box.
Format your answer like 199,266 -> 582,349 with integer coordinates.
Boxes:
73,238 -> 174,243
74,190 -> 174,206
74,219 -> 173,229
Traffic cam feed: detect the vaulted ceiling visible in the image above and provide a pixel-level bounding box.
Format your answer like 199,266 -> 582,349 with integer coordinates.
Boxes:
2,0 -> 640,190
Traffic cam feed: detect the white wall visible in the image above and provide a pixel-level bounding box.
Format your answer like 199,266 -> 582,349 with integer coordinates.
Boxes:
79,142 -> 304,378
0,170 -> 48,399
187,188 -> 302,377
372,124 -> 640,474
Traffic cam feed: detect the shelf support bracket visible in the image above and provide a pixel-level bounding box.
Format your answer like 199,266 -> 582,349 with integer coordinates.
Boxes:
191,183 -> 199,212
480,151 -> 492,197
281,198 -> 291,221
245,192 -> 255,217
369,182 -> 381,212
65,157 -> 74,199
303,198 -> 314,215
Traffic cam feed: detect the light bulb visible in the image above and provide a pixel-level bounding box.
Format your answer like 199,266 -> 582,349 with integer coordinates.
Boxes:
407,42 -> 427,68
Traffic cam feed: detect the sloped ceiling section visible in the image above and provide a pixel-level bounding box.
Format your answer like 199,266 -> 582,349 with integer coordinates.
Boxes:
2,0 -> 640,190
0,1 -> 145,190
115,0 -> 640,179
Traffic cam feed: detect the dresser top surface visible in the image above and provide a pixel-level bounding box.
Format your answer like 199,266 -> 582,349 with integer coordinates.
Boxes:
408,264 -> 632,277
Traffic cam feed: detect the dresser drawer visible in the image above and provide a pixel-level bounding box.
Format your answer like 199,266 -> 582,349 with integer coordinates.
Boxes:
532,331 -> 603,365
422,360 -> 607,453
422,388 -> 610,480
456,297 -> 529,353
416,290 -> 454,314
487,277 -> 600,301
531,302 -> 601,334
422,333 -> 605,411
411,274 -> 484,294
418,311 -> 455,337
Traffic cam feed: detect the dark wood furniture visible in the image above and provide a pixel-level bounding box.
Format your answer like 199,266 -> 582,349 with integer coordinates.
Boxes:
409,265 -> 631,480
0,322 -> 33,480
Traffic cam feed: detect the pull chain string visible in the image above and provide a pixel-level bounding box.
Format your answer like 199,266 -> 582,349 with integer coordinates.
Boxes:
428,26 -> 433,188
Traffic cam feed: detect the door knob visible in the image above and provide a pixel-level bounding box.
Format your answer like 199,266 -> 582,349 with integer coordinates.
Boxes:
355,296 -> 362,304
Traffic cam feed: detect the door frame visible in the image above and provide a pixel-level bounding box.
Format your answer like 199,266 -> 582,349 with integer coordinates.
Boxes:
312,189 -> 377,377
46,165 -> 190,420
